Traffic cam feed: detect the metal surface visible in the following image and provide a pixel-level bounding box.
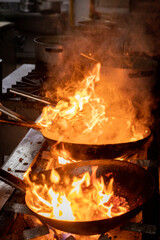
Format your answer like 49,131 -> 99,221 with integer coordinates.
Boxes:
23,225 -> 49,240
0,64 -> 39,210
2,64 -> 35,94
10,88 -> 51,105
9,88 -> 72,106
0,127 -> 45,210
34,35 -> 87,70
34,35 -> 64,69
4,203 -> 32,215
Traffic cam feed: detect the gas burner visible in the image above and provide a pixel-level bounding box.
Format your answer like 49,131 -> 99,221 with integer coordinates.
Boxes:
0,127 -> 158,240
0,63 -> 159,240
2,64 -> 56,100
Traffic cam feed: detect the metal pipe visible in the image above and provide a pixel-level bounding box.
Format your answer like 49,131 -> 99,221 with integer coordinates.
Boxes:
0,119 -> 40,130
80,53 -> 99,63
0,103 -> 30,122
10,88 -> 51,105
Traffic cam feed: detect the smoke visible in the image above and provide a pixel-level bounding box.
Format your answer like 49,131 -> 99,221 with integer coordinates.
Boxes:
44,8 -> 159,134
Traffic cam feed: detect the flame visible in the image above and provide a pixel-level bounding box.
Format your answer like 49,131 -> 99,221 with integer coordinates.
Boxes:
24,166 -> 129,222
56,149 -> 77,165
37,63 -> 109,144
37,62 -> 148,145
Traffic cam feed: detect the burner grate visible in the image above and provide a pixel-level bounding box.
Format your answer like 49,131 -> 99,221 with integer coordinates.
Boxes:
8,69 -> 47,96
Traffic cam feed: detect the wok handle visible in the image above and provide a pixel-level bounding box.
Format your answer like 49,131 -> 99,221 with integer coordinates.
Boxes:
0,103 -> 31,123
80,53 -> 99,63
0,119 -> 41,130
9,88 -> 52,105
0,168 -> 26,193
9,89 -> 69,106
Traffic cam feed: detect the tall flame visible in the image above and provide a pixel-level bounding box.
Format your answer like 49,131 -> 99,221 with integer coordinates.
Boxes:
37,63 -> 109,143
37,62 -> 148,144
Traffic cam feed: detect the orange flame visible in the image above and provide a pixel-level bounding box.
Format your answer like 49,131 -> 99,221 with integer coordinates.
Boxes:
37,63 -> 110,144
24,166 -> 129,222
37,62 -> 148,145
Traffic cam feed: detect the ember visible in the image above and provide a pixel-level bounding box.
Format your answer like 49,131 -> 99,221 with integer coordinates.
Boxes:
37,62 -> 149,144
24,166 -> 129,222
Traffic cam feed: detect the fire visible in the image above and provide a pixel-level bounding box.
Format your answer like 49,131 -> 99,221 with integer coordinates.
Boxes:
37,63 -> 108,143
55,149 -> 77,165
24,166 -> 129,222
37,62 -> 148,144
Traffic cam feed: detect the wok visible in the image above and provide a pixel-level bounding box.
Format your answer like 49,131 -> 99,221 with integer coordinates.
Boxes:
0,103 -> 152,160
0,160 -> 155,235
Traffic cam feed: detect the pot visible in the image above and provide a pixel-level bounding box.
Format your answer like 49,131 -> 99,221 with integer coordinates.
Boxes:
34,35 -> 79,71
101,55 -> 158,92
0,159 -> 155,235
0,103 -> 152,160
33,35 -> 95,71
34,35 -> 64,70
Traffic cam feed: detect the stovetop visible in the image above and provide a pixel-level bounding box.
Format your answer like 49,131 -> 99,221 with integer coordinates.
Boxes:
0,64 -> 159,240
0,125 -> 159,240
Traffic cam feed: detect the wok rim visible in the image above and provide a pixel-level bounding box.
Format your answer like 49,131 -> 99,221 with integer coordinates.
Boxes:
42,127 -> 151,146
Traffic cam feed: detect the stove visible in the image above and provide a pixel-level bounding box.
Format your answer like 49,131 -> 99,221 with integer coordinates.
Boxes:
0,63 -> 159,240
0,124 -> 159,240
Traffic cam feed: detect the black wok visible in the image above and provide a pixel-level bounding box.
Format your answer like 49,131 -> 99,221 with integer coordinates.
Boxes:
0,103 -> 152,160
43,129 -> 151,160
0,160 -> 155,235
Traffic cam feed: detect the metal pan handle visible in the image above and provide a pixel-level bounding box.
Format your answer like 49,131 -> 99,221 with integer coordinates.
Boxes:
0,103 -> 30,123
9,88 -> 52,105
9,88 -> 69,105
0,118 -> 40,130
0,103 -> 37,124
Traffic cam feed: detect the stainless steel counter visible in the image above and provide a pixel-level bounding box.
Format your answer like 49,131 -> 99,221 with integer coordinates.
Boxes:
0,63 -> 42,170
0,63 -> 44,210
